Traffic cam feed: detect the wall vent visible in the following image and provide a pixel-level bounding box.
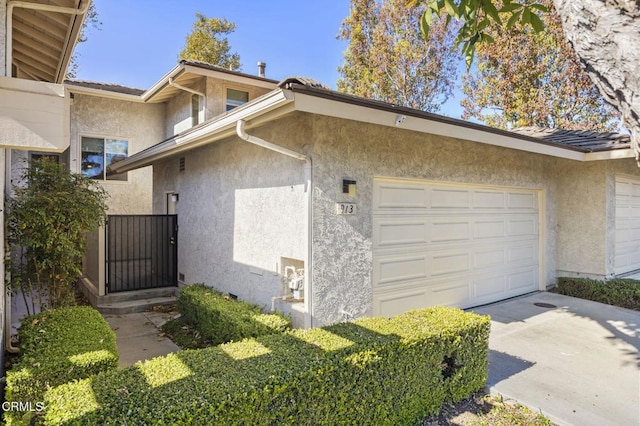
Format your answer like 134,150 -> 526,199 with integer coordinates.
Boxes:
178,272 -> 185,282
179,157 -> 185,172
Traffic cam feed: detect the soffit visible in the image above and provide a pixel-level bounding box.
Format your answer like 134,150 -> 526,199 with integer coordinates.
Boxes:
10,0 -> 88,83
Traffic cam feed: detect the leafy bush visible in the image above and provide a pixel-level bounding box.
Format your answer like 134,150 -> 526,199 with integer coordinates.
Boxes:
6,158 -> 108,312
177,284 -> 290,345
555,277 -> 640,310
4,306 -> 118,425
43,307 -> 490,425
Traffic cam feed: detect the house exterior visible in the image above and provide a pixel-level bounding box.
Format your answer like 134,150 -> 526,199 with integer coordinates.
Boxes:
1,0 -> 90,367
62,61 -> 278,300
105,77 -> 640,328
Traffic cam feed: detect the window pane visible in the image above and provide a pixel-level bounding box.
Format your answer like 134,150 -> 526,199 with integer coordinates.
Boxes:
226,88 -> 249,110
81,137 -> 105,179
191,94 -> 200,126
105,139 -> 128,181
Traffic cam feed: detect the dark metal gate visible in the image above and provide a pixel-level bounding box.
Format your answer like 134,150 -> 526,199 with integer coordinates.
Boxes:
106,215 -> 178,293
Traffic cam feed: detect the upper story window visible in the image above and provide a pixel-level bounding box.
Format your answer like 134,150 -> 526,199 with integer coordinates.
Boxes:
191,94 -> 202,126
81,136 -> 128,181
226,88 -> 249,111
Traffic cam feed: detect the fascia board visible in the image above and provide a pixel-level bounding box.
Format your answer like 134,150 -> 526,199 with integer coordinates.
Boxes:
65,85 -> 144,102
583,149 -> 636,161
291,92 -> 587,162
182,65 -> 277,89
141,64 -> 186,102
111,89 -> 294,173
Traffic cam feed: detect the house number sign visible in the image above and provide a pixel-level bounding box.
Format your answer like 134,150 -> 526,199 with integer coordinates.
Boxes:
336,203 -> 357,215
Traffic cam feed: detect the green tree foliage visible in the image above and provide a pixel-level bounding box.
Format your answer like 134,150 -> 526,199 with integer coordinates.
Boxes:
179,13 -> 241,70
461,0 -> 618,131
67,1 -> 101,78
408,0 -> 548,67
7,159 -> 108,313
338,0 -> 460,112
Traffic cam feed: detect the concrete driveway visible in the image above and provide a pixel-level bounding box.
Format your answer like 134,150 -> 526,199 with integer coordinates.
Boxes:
471,292 -> 639,426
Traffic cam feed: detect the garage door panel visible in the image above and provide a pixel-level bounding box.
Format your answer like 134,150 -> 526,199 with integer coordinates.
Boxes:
431,221 -> 470,242
508,244 -> 538,263
508,218 -> 538,236
474,248 -> 506,269
615,176 -> 640,275
375,255 -> 429,286
473,276 -> 507,299
430,188 -> 471,208
431,252 -> 470,276
508,192 -> 537,209
374,289 -> 430,317
375,183 -> 428,209
474,220 -> 506,239
374,220 -> 428,248
373,179 -> 541,317
473,191 -> 506,208
508,268 -> 538,291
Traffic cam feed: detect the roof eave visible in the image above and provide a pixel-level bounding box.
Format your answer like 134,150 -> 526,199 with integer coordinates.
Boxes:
110,89 -> 295,174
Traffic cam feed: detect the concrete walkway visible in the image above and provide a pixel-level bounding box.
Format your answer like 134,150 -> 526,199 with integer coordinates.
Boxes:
471,292 -> 640,426
103,310 -> 181,366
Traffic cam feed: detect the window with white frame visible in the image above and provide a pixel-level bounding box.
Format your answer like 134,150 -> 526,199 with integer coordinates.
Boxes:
191,94 -> 203,126
81,137 -> 128,181
226,88 -> 249,111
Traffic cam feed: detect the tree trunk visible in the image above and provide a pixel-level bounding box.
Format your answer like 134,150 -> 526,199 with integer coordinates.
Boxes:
554,0 -> 640,162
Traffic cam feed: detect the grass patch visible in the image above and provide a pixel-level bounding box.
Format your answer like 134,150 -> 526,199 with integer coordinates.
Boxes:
424,393 -> 553,425
160,316 -> 214,349
554,277 -> 640,310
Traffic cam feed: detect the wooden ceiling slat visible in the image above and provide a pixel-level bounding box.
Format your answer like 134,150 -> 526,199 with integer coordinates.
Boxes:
13,20 -> 64,51
14,39 -> 60,62
14,9 -> 68,40
13,59 -> 55,81
13,51 -> 57,75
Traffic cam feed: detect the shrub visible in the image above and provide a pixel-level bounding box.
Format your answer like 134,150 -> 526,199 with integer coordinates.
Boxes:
555,277 -> 640,310
6,158 -> 108,313
43,306 -> 490,425
4,306 -> 118,425
177,284 -> 290,345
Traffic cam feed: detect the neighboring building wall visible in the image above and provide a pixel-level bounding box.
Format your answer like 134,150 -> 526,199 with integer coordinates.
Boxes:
153,127 -> 307,312
552,157 -> 640,279
70,94 -> 165,214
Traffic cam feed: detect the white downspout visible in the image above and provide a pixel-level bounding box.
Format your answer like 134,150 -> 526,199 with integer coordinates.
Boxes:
236,120 -> 314,328
6,0 -> 90,77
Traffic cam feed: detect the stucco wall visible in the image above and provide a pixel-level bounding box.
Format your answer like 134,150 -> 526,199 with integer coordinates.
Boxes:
153,124 -> 308,312
70,94 -> 164,214
205,79 -> 272,119
164,78 -> 205,138
552,157 -> 640,279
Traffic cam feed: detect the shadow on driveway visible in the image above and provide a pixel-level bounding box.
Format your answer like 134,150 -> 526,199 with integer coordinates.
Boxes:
471,292 -> 639,426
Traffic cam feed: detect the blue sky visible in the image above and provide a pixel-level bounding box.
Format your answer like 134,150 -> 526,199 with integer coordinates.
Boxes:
74,0 -> 465,118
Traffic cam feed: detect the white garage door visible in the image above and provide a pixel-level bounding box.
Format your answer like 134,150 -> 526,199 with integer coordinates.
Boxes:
372,179 -> 540,317
615,176 -> 640,275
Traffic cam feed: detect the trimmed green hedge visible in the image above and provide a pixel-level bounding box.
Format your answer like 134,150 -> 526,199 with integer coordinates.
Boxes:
43,306 -> 490,425
177,283 -> 291,345
4,306 -> 118,424
555,277 -> 640,310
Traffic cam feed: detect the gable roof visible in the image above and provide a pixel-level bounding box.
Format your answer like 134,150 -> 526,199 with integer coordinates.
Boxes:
7,0 -> 90,83
108,77 -> 638,174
